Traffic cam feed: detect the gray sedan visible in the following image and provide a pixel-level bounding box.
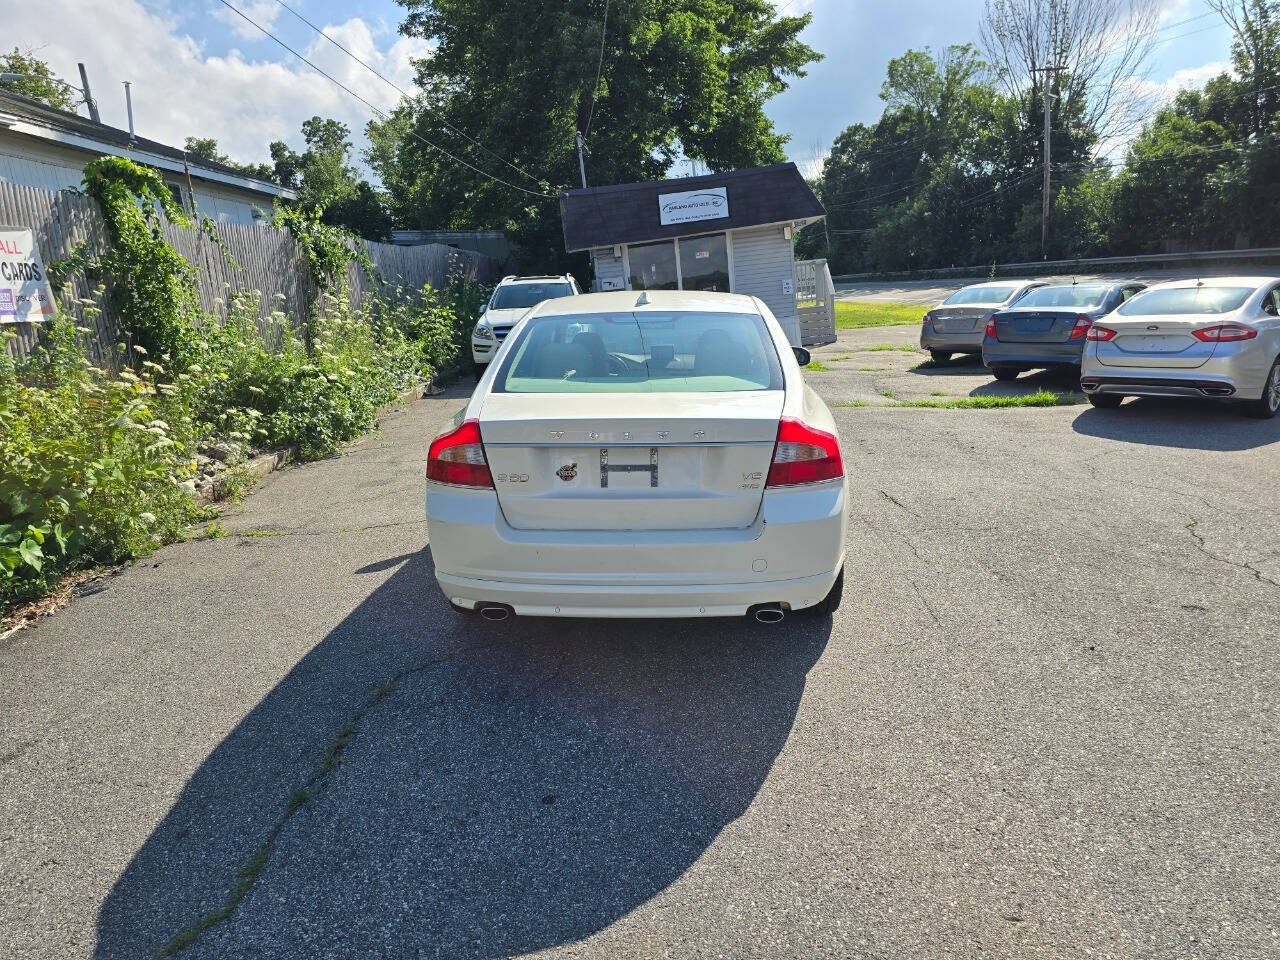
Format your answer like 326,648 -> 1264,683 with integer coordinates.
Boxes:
920,280 -> 1046,363
982,281 -> 1146,381
1080,276 -> 1280,418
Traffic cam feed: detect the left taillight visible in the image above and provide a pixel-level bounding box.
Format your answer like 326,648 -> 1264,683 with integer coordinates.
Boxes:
426,418 -> 493,488
984,315 -> 998,339
766,417 -> 844,488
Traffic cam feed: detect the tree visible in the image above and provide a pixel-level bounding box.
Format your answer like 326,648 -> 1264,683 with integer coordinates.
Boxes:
0,48 -> 76,112
980,0 -> 1161,152
375,0 -> 819,272
183,135 -> 276,182
1207,0 -> 1280,135
269,117 -> 393,241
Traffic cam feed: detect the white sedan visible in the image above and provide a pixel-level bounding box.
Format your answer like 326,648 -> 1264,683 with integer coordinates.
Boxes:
1080,276 -> 1280,418
426,290 -> 848,622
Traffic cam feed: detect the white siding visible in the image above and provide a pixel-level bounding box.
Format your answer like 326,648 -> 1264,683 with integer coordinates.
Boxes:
0,130 -> 276,225
591,246 -> 627,291
730,224 -> 800,344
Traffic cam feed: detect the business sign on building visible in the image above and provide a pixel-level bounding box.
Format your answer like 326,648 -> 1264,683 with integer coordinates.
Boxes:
0,228 -> 56,323
658,187 -> 729,226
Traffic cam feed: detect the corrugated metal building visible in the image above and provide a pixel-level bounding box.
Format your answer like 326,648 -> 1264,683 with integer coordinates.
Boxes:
559,163 -> 832,346
0,90 -> 294,223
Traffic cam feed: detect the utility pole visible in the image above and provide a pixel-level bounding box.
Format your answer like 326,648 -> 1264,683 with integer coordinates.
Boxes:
1030,66 -> 1061,260
575,130 -> 588,188
77,63 -> 100,123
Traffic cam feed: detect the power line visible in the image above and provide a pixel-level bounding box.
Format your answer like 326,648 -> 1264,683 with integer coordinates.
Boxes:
581,0 -> 610,140
266,0 -> 546,188
213,0 -> 558,200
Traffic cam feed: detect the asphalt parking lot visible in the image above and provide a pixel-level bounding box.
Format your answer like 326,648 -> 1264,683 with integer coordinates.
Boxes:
2,326 -> 1279,959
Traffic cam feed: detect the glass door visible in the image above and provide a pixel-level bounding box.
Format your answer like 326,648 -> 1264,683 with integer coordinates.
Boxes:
626,240 -> 678,290
677,233 -> 729,292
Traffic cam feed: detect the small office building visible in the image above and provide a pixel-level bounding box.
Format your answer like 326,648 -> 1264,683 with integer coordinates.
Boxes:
559,163 -> 835,346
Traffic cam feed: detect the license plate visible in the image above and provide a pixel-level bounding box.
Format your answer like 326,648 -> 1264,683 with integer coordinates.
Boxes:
599,447 -> 659,488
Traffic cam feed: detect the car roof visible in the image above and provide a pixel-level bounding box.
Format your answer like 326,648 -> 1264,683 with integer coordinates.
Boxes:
496,275 -> 572,285
959,280 -> 1033,289
1143,276 -> 1279,290
529,289 -> 760,316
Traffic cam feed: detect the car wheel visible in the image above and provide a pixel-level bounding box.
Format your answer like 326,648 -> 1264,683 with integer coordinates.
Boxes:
1088,393 -> 1123,409
1243,357 -> 1280,419
806,567 -> 844,616
473,363 -> 487,383
929,350 -> 952,364
991,367 -> 1020,381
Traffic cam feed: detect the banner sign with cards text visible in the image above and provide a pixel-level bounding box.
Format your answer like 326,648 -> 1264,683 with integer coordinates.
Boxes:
0,228 -> 57,323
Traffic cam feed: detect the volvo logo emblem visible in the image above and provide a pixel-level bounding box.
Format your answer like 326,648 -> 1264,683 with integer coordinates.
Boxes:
557,462 -> 578,482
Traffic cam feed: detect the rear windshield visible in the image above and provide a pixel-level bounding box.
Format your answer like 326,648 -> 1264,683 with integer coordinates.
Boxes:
1117,286 -> 1253,316
1013,285 -> 1110,309
491,282 -> 574,310
944,285 -> 1020,305
493,311 -> 783,394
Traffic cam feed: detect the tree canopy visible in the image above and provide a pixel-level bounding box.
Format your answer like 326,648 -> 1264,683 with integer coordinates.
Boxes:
0,48 -> 76,112
369,0 -> 819,270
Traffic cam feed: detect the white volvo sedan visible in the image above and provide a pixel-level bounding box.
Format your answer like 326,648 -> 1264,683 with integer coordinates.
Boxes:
1080,276 -> 1280,418
426,290 -> 848,622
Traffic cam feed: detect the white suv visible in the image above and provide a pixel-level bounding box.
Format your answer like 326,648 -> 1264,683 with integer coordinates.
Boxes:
472,275 -> 581,379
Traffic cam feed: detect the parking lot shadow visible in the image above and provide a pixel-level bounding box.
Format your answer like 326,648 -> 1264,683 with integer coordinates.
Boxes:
96,548 -> 831,958
1072,397 -> 1280,450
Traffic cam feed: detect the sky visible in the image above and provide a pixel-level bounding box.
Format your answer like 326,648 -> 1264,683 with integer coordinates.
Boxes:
10,0 -> 1237,184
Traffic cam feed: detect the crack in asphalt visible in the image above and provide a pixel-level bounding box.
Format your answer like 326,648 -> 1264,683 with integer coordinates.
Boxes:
1185,518 -> 1279,590
159,638 -> 506,957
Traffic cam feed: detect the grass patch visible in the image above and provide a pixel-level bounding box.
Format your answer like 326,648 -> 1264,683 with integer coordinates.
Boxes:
835,301 -> 923,329
879,388 -> 897,399
865,344 -> 919,353
834,400 -> 869,407
805,360 -> 831,372
896,390 -> 1083,409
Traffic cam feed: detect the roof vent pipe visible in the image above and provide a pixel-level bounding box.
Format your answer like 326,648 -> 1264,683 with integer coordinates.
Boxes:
123,81 -> 134,139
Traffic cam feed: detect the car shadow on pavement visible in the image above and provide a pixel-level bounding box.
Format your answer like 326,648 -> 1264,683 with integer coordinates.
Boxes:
1072,397 -> 1280,451
95,547 -> 832,959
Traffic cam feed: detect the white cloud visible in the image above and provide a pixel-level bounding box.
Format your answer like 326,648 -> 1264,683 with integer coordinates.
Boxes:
1136,60 -> 1232,103
212,0 -> 287,41
16,0 -> 428,173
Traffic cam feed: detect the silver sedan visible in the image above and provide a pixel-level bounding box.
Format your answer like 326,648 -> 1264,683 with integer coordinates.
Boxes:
920,280 -> 1046,363
1080,277 -> 1280,418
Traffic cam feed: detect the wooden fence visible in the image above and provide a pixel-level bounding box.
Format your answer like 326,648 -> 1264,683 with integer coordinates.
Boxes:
0,180 -> 499,362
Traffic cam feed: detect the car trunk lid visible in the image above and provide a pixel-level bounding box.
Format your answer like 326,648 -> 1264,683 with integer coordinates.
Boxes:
931,305 -> 996,334
1095,315 -> 1218,368
478,391 -> 783,531
992,309 -> 1084,343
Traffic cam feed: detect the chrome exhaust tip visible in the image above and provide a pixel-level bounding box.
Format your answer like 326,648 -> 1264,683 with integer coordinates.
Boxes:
478,603 -> 512,622
751,604 -> 786,624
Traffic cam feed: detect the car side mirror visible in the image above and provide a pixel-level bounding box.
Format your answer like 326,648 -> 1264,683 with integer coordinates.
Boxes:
792,346 -> 811,366
479,304 -> 487,315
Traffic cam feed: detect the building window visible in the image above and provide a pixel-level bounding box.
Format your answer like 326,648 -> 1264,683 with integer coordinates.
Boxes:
626,239 -> 678,291
624,233 -> 731,293
678,232 -> 729,292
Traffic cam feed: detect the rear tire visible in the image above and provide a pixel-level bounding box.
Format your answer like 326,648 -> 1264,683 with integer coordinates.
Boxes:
1243,358 -> 1280,418
991,366 -> 1020,382
807,567 -> 844,616
473,363 -> 487,383
929,350 -> 952,365
1088,393 -> 1123,409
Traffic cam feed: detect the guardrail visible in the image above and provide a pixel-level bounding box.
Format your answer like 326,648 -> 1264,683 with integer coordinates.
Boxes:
832,246 -> 1280,284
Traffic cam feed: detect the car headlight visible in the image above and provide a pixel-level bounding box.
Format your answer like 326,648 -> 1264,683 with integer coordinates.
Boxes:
474,323 -> 493,340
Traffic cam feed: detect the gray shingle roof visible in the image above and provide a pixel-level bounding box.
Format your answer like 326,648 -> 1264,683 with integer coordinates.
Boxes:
560,162 -> 824,252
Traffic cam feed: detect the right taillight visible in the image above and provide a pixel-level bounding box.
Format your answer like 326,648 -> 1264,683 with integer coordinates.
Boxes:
984,315 -> 998,339
1086,325 -> 1117,341
1192,323 -> 1257,342
767,417 -> 843,488
1069,314 -> 1093,339
426,418 -> 493,488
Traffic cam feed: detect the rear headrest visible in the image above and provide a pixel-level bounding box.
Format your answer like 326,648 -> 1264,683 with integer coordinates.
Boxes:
535,341 -> 591,379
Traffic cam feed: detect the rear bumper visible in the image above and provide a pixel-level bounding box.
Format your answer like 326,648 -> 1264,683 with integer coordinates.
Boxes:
921,326 -> 983,351
1080,342 -> 1269,400
426,480 -> 847,618
982,338 -> 1084,369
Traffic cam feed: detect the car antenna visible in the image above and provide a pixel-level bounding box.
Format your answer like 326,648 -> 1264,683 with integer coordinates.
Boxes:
635,290 -> 651,306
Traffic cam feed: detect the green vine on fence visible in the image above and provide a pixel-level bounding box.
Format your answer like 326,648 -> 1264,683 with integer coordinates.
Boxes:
49,156 -> 213,368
